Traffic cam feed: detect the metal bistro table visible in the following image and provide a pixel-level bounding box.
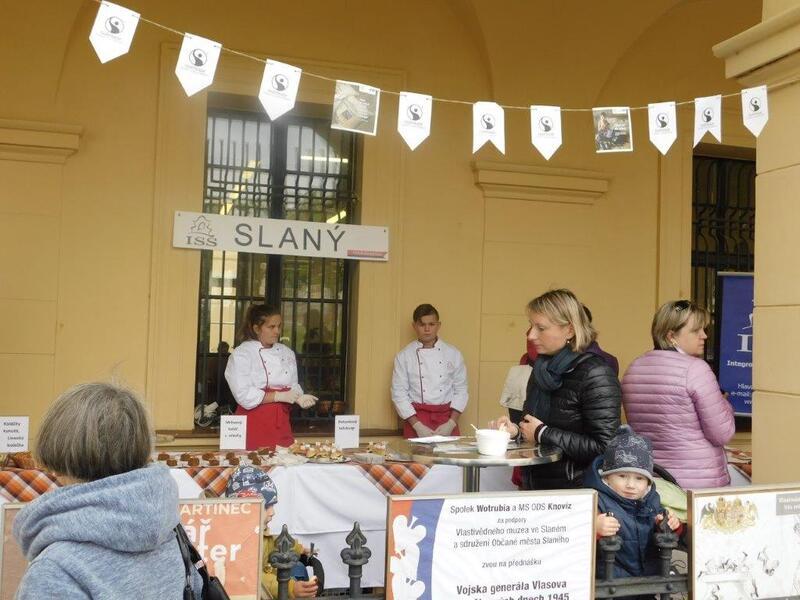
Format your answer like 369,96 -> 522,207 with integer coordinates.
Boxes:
388,437 -> 562,493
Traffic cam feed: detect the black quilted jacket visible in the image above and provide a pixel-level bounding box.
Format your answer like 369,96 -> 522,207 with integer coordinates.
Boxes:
521,353 -> 621,490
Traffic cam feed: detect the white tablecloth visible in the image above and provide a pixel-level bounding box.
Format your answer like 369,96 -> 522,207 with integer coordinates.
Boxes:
268,463 -> 516,589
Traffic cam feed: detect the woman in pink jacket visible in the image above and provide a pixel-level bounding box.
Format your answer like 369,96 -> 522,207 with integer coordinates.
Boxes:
622,300 -> 735,488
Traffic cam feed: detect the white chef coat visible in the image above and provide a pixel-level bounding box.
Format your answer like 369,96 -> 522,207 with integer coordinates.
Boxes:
391,338 -> 468,420
224,340 -> 299,410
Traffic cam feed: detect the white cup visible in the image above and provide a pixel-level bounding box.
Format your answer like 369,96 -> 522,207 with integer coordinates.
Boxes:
475,429 -> 511,456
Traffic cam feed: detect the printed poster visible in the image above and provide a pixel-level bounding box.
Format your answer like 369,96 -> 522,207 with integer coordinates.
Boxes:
691,484 -> 800,599
386,490 -> 595,600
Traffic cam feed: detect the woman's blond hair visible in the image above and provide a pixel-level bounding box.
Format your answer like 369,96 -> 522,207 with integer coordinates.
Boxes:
651,300 -> 710,350
527,289 -> 596,353
36,382 -> 153,481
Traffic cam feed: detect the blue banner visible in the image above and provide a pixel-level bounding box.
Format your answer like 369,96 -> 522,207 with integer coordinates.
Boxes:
717,273 -> 753,415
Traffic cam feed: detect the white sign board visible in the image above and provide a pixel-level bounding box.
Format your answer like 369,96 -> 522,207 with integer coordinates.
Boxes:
690,484 -> 800,599
386,490 -> 596,600
0,418 -> 28,453
219,416 -> 247,450
334,415 -> 360,449
173,212 -> 389,261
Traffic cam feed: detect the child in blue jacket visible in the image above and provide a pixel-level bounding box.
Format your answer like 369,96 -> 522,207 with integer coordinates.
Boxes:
584,425 -> 683,579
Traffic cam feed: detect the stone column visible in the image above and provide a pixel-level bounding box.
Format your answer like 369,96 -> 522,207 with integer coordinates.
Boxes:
714,2 -> 800,483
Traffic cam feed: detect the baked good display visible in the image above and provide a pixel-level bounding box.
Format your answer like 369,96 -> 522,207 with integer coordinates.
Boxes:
289,441 -> 346,463
187,457 -> 200,467
156,452 -> 170,461
367,441 -> 387,456
228,457 -> 240,466
208,458 -> 220,466
166,459 -> 178,467
201,452 -> 215,461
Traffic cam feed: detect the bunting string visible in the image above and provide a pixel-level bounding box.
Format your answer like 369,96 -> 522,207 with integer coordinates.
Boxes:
88,0 -> 794,156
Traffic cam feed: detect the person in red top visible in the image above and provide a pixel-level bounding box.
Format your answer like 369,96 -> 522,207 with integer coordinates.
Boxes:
225,305 -> 317,449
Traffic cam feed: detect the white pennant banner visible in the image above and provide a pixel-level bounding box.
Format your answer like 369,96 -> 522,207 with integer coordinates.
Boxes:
175,34 -> 221,97
331,80 -> 381,136
89,1 -> 140,64
741,85 -> 769,137
397,92 -> 432,150
647,101 -> 677,155
258,59 -> 302,121
693,94 -> 722,147
530,105 -> 562,160
472,102 -> 505,154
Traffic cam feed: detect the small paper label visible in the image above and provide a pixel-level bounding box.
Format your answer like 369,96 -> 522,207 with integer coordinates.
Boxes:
0,417 -> 29,452
334,415 -> 360,449
220,416 -> 247,450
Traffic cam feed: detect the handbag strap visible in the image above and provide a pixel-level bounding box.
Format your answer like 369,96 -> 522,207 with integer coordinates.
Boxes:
174,525 -> 199,600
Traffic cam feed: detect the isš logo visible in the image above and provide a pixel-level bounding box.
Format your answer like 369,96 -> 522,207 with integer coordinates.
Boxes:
271,74 -> 289,92
189,49 -> 208,67
186,216 -> 217,247
407,104 -> 423,121
749,97 -> 761,113
481,114 -> 495,130
538,116 -> 553,133
105,16 -> 124,35
702,107 -> 714,123
657,113 -> 669,128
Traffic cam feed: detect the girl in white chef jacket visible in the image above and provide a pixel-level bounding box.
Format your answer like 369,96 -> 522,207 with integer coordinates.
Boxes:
225,305 -> 316,449
391,304 -> 468,438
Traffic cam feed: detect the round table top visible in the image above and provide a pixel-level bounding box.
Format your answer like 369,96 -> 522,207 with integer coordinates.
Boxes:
387,437 -> 562,468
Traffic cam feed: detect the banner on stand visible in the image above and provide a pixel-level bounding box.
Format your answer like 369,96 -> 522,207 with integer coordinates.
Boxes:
472,102 -> 505,154
718,272 -> 753,415
647,101 -> 677,155
259,60 -> 301,121
530,105 -> 562,160
175,33 -> 221,97
89,1 -> 140,64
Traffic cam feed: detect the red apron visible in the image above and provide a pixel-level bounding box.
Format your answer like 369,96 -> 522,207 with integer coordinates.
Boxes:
403,402 -> 460,439
235,388 -> 294,450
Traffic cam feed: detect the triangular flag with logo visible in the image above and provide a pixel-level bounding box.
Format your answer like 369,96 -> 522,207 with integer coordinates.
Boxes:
397,92 -> 432,150
693,95 -> 722,147
175,33 -> 221,97
89,1 -> 140,64
530,105 -> 562,160
741,85 -> 769,137
647,101 -> 677,155
473,102 -> 505,154
259,60 -> 302,121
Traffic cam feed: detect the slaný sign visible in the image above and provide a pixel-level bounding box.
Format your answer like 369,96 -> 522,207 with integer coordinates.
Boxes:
173,211 -> 389,261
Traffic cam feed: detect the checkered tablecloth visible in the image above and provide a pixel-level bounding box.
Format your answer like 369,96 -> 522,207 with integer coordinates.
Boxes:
357,462 -> 431,495
0,468 -> 61,502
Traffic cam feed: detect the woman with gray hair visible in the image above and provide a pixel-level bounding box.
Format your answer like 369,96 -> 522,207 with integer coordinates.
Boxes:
13,382 -> 202,599
492,289 -> 621,489
622,300 -> 735,488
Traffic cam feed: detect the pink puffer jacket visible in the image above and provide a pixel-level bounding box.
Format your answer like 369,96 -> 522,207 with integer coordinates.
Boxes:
622,350 -> 735,489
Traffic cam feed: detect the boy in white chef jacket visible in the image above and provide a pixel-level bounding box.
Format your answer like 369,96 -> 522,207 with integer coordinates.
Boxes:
391,304 -> 468,438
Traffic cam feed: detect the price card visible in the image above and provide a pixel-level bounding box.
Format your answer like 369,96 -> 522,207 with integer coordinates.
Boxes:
220,416 -> 246,450
0,417 -> 28,453
335,415 -> 360,449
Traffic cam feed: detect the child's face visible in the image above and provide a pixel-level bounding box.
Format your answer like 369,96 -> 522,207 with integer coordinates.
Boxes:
254,315 -> 283,347
413,315 -> 440,345
603,471 -> 650,500
262,504 -> 275,530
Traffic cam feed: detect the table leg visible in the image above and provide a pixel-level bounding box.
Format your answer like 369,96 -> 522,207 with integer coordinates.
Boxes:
462,466 -> 481,492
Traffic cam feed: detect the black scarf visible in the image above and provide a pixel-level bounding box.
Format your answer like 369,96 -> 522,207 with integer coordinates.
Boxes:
525,345 -> 582,421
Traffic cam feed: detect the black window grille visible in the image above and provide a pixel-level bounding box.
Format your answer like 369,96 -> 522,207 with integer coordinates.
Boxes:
195,106 -> 358,431
691,153 -> 755,372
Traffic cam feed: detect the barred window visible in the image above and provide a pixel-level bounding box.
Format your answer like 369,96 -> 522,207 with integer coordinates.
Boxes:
691,150 -> 755,371
195,101 -> 358,432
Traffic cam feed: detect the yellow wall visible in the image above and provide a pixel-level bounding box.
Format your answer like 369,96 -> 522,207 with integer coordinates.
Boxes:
0,1 -> 761,440
716,0 -> 800,483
